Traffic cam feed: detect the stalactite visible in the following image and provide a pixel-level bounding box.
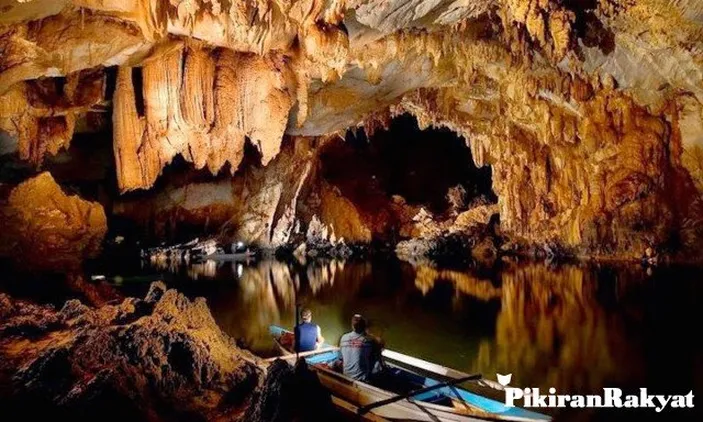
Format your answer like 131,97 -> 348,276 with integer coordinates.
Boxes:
0,69 -> 105,165
1,0 -> 702,258
111,43 -> 294,192
401,74 -> 703,258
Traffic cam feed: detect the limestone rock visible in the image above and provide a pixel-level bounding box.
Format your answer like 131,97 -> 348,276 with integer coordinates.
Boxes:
451,204 -> 498,233
0,0 -> 702,259
0,282 -> 262,421
0,172 -> 107,271
113,45 -> 294,191
317,182 -> 372,244
0,69 -> 106,165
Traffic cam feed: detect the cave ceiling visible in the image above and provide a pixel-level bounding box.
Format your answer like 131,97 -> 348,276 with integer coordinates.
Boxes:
1,0 -> 703,257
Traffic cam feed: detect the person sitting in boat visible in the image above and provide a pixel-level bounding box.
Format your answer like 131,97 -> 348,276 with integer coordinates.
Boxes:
338,314 -> 384,382
294,308 -> 325,353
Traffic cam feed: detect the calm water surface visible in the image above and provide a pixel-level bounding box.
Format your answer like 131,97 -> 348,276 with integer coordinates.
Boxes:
110,255 -> 703,420
5,255 -> 699,420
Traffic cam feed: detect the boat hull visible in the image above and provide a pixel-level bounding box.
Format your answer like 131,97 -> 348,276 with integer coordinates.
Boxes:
268,326 -> 550,422
200,252 -> 255,261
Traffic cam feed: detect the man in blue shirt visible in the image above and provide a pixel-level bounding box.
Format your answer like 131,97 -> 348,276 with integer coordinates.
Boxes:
294,308 -> 324,353
339,314 -> 384,382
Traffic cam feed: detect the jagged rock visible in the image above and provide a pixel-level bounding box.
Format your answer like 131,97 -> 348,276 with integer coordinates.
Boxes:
226,137 -> 316,248
0,0 -> 702,260
396,232 -> 474,264
395,237 -> 437,261
305,215 -> 330,245
446,184 -> 468,214
450,203 -> 499,234
0,172 -> 107,271
316,181 -> 373,244
0,282 -> 263,421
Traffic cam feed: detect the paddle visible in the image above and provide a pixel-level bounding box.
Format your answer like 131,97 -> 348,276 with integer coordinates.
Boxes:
356,373 -> 482,415
263,346 -> 340,363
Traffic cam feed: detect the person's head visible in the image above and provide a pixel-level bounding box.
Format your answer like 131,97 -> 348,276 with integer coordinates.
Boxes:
351,314 -> 367,334
301,308 -> 312,323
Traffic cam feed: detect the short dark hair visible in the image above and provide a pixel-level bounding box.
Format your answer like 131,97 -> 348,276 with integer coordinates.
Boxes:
352,314 -> 366,334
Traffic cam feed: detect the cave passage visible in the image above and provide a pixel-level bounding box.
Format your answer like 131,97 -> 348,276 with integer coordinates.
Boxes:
321,114 -> 496,216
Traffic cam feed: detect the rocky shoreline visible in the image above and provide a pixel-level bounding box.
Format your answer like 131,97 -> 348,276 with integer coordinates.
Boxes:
0,282 -> 333,422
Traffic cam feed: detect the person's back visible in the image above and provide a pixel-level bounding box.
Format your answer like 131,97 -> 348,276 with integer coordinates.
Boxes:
295,321 -> 319,352
339,314 -> 380,382
294,308 -> 324,353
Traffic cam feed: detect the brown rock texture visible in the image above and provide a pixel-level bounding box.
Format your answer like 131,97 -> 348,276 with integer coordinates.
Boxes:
0,172 -> 107,271
0,281 -> 261,421
1,0 -> 702,259
0,281 -> 335,422
0,69 -> 106,164
402,79 -> 702,258
112,43 -> 294,192
114,136 -> 380,247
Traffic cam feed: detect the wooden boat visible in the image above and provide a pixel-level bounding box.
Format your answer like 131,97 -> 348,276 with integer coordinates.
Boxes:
269,325 -> 551,422
200,250 -> 256,261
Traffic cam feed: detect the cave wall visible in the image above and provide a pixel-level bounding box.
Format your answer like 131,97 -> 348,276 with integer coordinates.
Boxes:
113,135 -> 387,246
113,118 -> 495,248
401,77 -> 703,258
1,0 -> 702,259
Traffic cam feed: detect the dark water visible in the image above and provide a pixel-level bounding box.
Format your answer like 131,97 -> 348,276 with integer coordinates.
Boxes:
102,255 -> 702,420
3,255 -> 702,420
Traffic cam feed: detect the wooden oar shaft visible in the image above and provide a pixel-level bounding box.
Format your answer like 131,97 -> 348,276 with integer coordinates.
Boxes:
357,373 -> 482,415
263,346 -> 339,362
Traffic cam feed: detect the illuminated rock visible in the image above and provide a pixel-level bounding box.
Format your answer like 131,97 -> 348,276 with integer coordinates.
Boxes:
0,172 -> 107,271
0,282 -> 268,420
0,0 -> 702,259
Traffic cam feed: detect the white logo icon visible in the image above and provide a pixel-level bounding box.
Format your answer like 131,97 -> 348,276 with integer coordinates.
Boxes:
497,373 -> 512,387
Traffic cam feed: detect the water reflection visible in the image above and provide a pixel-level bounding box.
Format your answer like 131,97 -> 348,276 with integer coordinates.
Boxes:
413,265 -> 501,300
473,261 -> 641,392
138,256 -> 702,403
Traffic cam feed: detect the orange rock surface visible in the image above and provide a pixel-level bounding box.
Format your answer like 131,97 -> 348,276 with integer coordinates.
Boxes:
0,0 -> 702,259
0,172 -> 107,270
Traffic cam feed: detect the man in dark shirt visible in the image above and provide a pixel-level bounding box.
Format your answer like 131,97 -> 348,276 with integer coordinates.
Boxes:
294,308 -> 324,352
339,314 -> 383,382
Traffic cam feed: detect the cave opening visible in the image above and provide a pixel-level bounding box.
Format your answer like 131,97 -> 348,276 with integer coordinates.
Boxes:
320,114 -> 496,220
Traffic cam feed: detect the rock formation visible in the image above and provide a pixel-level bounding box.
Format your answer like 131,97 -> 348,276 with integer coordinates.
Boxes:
0,172 -> 107,271
0,281 -> 261,420
1,0 -> 702,260
0,281 -> 332,421
112,44 -> 295,191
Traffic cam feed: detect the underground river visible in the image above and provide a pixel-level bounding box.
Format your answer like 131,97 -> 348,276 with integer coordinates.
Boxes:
76,255 -> 701,420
